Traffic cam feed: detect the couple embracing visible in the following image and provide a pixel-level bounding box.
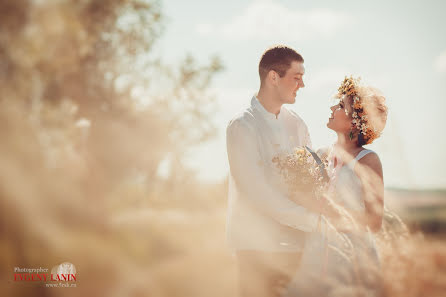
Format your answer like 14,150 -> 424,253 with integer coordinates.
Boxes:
226,45 -> 388,297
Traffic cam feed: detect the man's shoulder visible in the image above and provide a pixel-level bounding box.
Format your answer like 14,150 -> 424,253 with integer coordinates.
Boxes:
227,107 -> 256,129
226,109 -> 258,141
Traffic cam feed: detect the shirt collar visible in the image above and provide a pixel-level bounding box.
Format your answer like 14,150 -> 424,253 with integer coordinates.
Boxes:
251,95 -> 282,121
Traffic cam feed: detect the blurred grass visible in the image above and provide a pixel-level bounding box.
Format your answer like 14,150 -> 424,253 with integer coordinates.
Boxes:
0,1 -> 445,296
385,189 -> 446,235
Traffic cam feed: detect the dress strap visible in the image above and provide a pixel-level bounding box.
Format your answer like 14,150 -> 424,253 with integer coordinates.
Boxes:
348,149 -> 374,168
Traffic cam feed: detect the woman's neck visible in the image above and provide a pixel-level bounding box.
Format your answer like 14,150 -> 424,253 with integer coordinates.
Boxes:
335,132 -> 363,157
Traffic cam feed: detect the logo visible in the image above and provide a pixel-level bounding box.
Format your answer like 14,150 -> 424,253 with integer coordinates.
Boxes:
14,262 -> 77,288
51,262 -> 77,280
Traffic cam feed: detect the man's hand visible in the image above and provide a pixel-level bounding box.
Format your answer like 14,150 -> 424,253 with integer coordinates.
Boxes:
289,190 -> 320,213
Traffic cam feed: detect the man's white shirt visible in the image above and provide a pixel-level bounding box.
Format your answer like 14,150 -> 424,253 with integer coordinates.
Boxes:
226,96 -> 319,252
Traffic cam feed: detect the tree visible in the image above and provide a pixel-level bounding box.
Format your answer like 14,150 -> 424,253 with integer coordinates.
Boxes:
0,1 -> 223,296
0,0 -> 222,188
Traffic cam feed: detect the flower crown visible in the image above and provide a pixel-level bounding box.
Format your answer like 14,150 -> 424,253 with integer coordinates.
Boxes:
337,76 -> 379,145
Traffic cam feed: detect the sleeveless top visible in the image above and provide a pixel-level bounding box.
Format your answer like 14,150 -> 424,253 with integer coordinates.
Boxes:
328,148 -> 379,252
330,149 -> 375,212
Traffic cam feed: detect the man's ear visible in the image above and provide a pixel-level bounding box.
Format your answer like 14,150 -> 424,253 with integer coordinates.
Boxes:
268,70 -> 278,85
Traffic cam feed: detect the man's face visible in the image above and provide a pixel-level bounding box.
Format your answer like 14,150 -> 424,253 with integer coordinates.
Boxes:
276,61 -> 305,104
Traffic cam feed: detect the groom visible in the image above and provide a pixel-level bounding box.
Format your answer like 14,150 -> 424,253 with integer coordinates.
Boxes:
226,46 -> 320,297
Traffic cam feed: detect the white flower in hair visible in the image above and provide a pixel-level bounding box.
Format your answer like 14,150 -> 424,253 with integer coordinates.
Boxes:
361,123 -> 368,134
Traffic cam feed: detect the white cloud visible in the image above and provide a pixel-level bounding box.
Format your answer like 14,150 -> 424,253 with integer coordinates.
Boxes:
195,0 -> 350,42
434,50 -> 446,73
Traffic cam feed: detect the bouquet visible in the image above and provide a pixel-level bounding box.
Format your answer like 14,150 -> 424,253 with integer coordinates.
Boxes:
273,146 -> 359,233
272,146 -> 328,209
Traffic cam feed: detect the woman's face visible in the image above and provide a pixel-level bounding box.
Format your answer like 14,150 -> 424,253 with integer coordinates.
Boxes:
327,97 -> 353,133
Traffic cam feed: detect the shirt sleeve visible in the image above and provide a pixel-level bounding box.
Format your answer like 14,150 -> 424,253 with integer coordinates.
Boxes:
226,118 -> 319,232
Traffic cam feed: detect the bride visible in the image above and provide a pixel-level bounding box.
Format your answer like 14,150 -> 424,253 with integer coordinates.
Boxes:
283,76 -> 388,297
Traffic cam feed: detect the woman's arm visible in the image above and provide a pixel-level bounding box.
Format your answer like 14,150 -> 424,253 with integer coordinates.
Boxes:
355,152 -> 384,233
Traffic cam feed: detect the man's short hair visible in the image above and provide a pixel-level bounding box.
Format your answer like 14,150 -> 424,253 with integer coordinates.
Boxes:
259,45 -> 304,82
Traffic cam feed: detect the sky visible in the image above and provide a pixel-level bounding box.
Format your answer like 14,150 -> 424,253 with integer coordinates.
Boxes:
154,0 -> 446,189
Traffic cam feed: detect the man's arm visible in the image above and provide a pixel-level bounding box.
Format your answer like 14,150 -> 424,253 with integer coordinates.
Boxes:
226,118 -> 319,232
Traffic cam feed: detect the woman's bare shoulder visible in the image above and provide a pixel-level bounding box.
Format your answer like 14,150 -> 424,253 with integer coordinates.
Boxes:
358,151 -> 383,178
